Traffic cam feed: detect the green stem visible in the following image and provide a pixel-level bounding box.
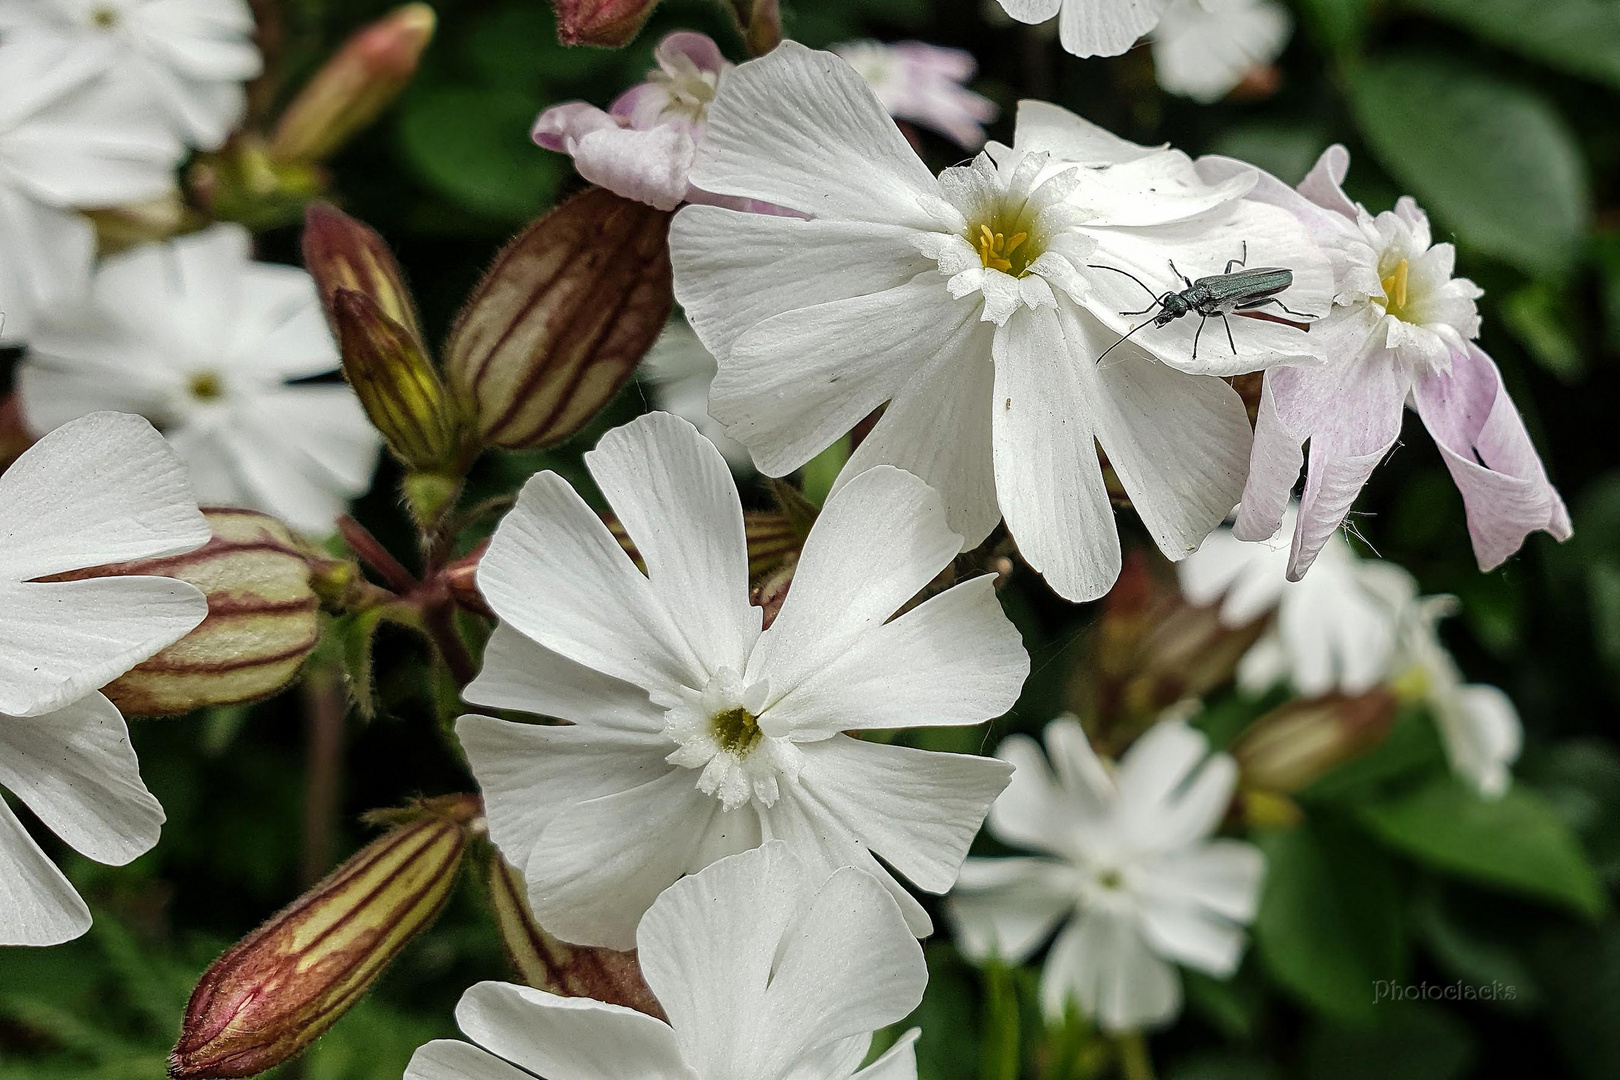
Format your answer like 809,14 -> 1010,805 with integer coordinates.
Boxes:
1116,1033 -> 1154,1080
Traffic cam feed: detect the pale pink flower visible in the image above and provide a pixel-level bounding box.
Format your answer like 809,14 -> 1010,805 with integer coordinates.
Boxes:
1200,146 -> 1571,578
532,32 -> 727,212
833,40 -> 998,150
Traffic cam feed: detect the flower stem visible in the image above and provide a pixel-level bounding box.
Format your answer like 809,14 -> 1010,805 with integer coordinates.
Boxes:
1116,1033 -> 1155,1080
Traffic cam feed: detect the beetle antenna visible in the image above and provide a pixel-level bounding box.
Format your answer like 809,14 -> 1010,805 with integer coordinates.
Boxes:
1095,315 -> 1157,365
1087,263 -> 1160,305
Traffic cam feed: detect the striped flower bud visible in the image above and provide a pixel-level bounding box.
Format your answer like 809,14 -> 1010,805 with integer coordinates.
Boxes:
269,4 -> 437,166
553,0 -> 661,47
303,202 -> 424,347
66,510 -> 320,717
170,796 -> 480,1080
333,289 -> 465,475
446,186 -> 673,450
484,855 -> 662,1017
1232,691 -> 1399,794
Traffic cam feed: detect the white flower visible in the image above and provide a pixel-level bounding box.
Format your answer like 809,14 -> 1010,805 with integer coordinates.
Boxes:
406,843 -> 926,1080
949,718 -> 1264,1032
18,224 -> 382,536
1,411 -> 209,946
992,0 -> 1168,58
1399,597 -> 1521,799
639,322 -> 753,472
1177,506 -> 1417,697
833,40 -> 999,150
1206,146 -> 1568,578
1151,0 -> 1292,104
671,43 -> 1332,602
0,36 -> 182,344
459,411 -> 1027,949
0,0 -> 262,149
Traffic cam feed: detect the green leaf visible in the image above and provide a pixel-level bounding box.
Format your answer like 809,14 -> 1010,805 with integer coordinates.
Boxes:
1254,819 -> 1407,1021
800,434 -> 850,507
396,85 -> 562,222
1345,56 -> 1590,276
1402,0 -> 1620,89
1298,0 -> 1370,56
1501,282 -> 1586,383
1356,776 -> 1608,918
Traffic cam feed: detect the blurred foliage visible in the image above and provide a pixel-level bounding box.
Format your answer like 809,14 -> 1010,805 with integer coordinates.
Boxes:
4,0 -> 1620,1077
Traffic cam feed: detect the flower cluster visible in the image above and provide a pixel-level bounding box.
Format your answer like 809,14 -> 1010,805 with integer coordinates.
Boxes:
0,6 -> 1582,1078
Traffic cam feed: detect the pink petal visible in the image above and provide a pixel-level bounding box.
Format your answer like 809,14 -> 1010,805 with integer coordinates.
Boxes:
656,31 -> 727,75
1233,374 -> 1302,543
532,101 -> 618,153
572,125 -> 695,211
1413,343 -> 1572,571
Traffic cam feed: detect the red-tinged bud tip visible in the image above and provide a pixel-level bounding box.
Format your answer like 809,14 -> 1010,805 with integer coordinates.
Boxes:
555,0 -> 661,47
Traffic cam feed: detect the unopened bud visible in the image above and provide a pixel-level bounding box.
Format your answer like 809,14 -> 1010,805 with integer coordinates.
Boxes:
607,509 -> 801,580
269,3 -> 437,165
554,0 -> 660,47
303,203 -> 424,345
188,138 -> 325,232
741,0 -> 782,55
170,796 -> 480,1079
67,510 -> 320,716
447,186 -> 673,450
1231,691 -> 1399,794
333,289 -> 464,473
485,855 -> 662,1017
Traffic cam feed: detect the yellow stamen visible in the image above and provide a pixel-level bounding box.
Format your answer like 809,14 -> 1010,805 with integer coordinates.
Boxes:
710,706 -> 762,755
975,225 -> 1031,274
1381,258 -> 1410,312
188,372 -> 225,401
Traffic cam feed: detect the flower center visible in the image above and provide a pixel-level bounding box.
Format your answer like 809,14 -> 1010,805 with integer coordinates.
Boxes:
188,371 -> 225,401
649,62 -> 719,125
90,5 -> 119,28
660,669 -> 799,812
973,222 -> 1034,277
1096,868 -> 1125,890
709,705 -> 763,756
1379,257 -> 1411,321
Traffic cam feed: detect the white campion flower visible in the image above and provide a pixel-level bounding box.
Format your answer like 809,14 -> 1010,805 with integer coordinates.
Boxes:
406,842 -> 926,1080
671,43 -> 1332,602
949,718 -> 1264,1031
0,411 -> 209,946
0,0 -> 262,150
992,0 -> 1167,58
1178,510 -> 1521,796
1399,596 -> 1521,799
639,321 -> 753,472
1177,506 -> 1417,697
0,36 -> 182,344
1200,146 -> 1570,578
17,223 -> 382,536
1151,0 -> 1292,104
459,411 -> 1027,949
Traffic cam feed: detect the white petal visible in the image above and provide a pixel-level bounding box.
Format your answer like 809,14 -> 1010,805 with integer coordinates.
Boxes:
464,622 -> 666,732
457,713 -> 670,878
948,857 -> 1080,961
991,306 -> 1120,603
1135,901 -> 1247,976
478,471 -> 705,698
1013,100 -> 1160,167
450,982 -> 691,1080
763,576 -> 1028,739
1437,684 -> 1522,799
670,206 -> 931,362
1058,0 -> 1172,58
762,792 -> 934,937
636,842 -> 805,1079
0,577 -> 206,718
1042,911 -> 1182,1030
0,796 -> 91,946
689,42 -> 941,228
0,411 -> 209,580
754,866 -> 927,1077
711,275 -> 970,476
833,320 -> 1002,548
1151,0 -> 1293,104
997,0 -> 1064,26
1232,375 -> 1304,545
405,1040 -> 539,1080
752,466 -> 963,700
794,735 -> 1014,892
987,732 -> 1095,858
1138,840 -> 1266,924
0,693 -> 161,865
849,1030 -> 921,1080
586,413 -> 760,679
526,769 -> 719,950
0,188 -> 94,342
1072,306 -> 1252,561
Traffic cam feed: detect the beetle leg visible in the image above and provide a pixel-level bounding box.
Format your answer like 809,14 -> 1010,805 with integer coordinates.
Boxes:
1168,258 -> 1193,290
1191,314 -> 1207,362
1245,296 -> 1321,320
1222,240 -> 1249,275
1221,313 -> 1238,356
